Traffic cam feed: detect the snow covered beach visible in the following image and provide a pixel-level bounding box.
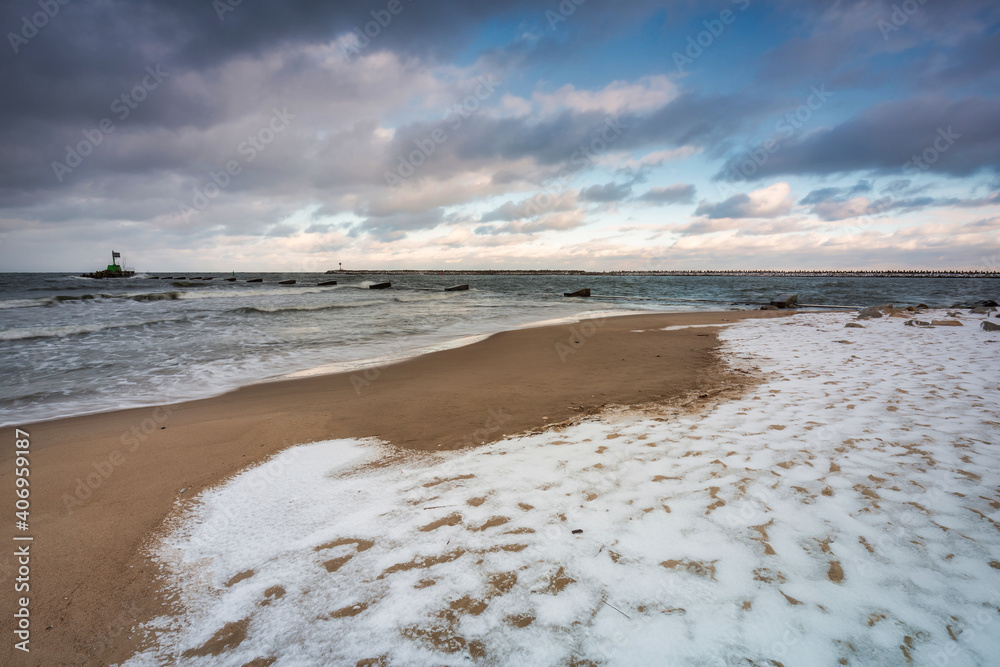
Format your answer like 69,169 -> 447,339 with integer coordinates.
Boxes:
131,310 -> 1000,666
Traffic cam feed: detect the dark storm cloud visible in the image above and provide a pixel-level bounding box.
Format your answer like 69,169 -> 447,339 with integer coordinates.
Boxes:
3,0 -> 999,258
694,182 -> 793,219
695,194 -> 754,219
2,0 -> 532,82
1,2 -> 491,164
868,192 -> 1000,215
629,91 -> 781,155
754,0 -> 1000,90
0,0 -> 670,146
716,97 -> 1000,181
800,181 -> 872,205
806,183 -> 1000,221
5,21 -> 735,218
920,27 -> 1000,90
385,109 -> 620,172
0,0 -> 565,204
379,89 -> 780,186
355,207 -> 444,240
479,191 -> 577,223
579,181 -> 632,202
638,183 -> 696,205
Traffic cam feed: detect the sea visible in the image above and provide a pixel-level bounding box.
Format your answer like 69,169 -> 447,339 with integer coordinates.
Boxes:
1,271 -> 996,426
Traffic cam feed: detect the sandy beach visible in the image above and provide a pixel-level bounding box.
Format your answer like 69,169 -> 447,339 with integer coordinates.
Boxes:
6,0 -> 999,660
0,310 -> 785,666
110,306 -> 999,666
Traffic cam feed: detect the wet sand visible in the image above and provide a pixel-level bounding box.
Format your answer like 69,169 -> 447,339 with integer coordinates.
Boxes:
0,309 -> 788,665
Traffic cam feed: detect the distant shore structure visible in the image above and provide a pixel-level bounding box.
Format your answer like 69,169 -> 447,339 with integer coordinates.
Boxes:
81,250 -> 135,279
320,269 -> 998,278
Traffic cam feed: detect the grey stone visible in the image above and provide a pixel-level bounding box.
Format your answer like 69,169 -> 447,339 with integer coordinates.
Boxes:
857,306 -> 883,319
982,321 -> 1000,332
770,293 -> 798,308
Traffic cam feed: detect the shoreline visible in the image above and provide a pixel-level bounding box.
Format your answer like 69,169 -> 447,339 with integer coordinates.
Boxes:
0,306 -> 648,429
0,309 -> 788,665
270,308 -> 648,381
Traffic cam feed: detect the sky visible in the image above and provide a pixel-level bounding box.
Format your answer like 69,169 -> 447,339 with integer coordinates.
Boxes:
2,0 -> 999,272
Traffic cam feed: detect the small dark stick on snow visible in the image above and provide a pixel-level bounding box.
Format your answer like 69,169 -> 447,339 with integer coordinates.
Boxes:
602,599 -> 630,618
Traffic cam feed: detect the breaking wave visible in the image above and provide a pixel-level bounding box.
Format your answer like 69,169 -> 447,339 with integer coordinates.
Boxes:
231,300 -> 384,315
0,317 -> 187,341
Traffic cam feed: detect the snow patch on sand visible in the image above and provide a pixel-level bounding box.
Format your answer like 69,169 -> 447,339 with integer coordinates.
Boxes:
127,311 -> 1000,666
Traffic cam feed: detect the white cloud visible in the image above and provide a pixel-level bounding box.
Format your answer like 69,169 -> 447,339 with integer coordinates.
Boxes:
499,75 -> 677,117
811,197 -> 872,221
638,183 -> 696,205
477,209 -> 587,235
695,182 -> 795,219
606,146 -> 701,170
479,190 -> 579,222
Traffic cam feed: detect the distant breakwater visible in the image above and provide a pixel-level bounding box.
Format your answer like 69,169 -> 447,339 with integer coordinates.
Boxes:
322,269 -> 1000,277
